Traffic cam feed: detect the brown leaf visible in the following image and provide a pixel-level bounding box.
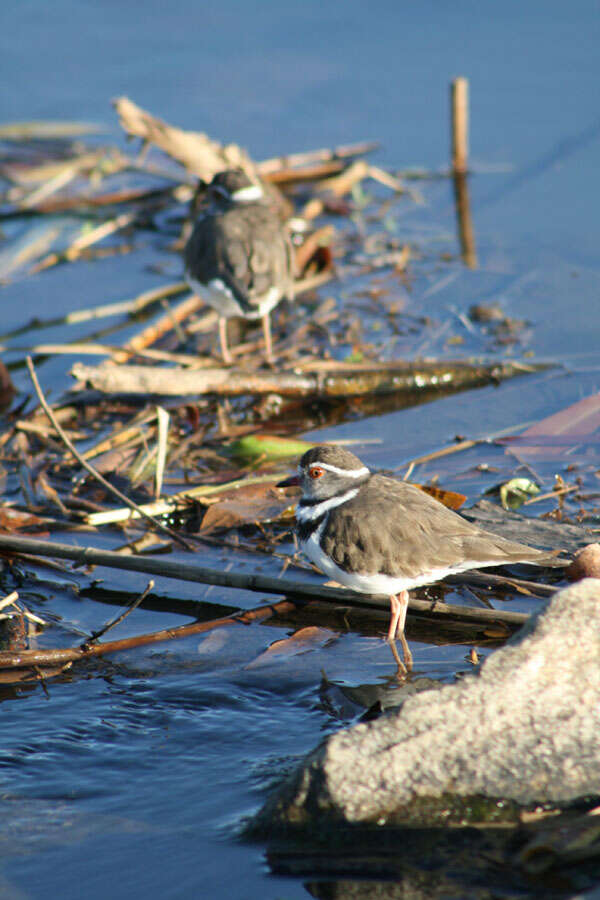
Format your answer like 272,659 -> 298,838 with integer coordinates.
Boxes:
294,225 -> 335,276
199,482 -> 293,534
0,507 -> 48,534
93,446 -> 139,475
418,484 -> 467,511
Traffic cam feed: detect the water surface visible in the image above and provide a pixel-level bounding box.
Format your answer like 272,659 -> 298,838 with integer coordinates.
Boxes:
1,2 -> 599,897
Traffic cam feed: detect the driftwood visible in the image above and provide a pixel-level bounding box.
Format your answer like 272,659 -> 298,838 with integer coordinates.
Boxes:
113,96 -> 254,182
70,359 -> 546,399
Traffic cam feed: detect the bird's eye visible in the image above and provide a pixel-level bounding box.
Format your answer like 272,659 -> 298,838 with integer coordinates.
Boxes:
309,466 -> 324,479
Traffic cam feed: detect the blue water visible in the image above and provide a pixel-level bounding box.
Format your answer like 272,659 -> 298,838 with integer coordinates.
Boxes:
1,1 -> 600,897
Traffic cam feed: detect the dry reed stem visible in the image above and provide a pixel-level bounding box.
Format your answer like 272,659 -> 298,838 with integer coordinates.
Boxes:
257,140 -> 379,176
32,212 -> 136,272
86,473 -> 286,526
25,357 -> 194,551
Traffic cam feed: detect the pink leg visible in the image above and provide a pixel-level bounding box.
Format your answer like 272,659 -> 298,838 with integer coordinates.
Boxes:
388,590 -> 413,670
388,590 -> 409,641
262,313 -> 274,365
218,317 -> 233,365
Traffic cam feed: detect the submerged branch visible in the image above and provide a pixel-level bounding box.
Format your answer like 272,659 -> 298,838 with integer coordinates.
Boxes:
0,595 -> 300,671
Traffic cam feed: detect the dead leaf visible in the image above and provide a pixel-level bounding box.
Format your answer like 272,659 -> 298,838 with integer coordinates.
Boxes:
483,623 -> 511,639
0,507 -> 48,534
93,446 -> 139,475
418,484 -> 467,511
294,225 -> 335,276
198,482 -> 293,534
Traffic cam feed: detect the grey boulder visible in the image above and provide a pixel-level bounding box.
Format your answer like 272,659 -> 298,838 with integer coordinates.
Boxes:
255,578 -> 600,831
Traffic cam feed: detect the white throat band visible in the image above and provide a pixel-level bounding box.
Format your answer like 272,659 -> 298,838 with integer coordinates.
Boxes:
232,184 -> 264,203
295,488 -> 360,523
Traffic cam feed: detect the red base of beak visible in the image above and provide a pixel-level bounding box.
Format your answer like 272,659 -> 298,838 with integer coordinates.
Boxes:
277,474 -> 300,488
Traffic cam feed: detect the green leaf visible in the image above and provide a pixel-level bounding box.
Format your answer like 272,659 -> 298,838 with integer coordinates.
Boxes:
230,434 -> 316,462
344,350 -> 364,363
499,478 -> 540,510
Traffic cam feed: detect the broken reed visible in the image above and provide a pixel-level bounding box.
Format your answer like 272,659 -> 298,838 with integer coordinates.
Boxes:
451,76 -> 469,174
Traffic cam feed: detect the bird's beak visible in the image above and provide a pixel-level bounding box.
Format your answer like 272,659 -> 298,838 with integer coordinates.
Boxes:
277,474 -> 300,488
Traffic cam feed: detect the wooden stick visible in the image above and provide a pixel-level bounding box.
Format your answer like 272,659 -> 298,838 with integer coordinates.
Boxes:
85,580 -> 154,644
0,533 -> 536,628
111,293 -> 203,362
451,77 -> 469,174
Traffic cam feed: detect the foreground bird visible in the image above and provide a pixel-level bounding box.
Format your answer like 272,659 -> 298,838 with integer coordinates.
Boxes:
184,169 -> 294,365
279,445 -> 551,664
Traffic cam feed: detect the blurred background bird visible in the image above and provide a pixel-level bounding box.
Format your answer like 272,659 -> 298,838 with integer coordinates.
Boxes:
184,169 -> 294,365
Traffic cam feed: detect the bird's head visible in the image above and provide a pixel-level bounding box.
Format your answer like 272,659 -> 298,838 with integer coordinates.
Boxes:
206,169 -> 265,207
278,445 -> 370,501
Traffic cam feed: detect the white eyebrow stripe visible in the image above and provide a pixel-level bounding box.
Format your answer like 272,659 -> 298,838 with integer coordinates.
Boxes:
310,463 -> 370,478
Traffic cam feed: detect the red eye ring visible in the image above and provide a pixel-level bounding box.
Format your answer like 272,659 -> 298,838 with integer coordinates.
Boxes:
308,466 -> 324,480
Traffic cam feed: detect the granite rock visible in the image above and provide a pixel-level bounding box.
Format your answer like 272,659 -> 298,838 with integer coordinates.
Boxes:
255,579 -> 600,831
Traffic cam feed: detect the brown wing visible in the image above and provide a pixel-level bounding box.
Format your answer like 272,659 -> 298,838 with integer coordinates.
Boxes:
184,206 -> 293,315
320,474 -> 549,579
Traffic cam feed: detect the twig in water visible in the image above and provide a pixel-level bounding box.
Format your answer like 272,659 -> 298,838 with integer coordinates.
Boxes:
32,212 -> 136,273
25,356 -> 194,551
522,485 -> 578,506
0,596 -> 301,671
84,579 -> 154,645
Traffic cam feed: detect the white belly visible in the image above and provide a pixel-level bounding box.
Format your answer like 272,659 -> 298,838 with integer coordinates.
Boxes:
186,276 -> 282,320
300,520 -> 520,597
